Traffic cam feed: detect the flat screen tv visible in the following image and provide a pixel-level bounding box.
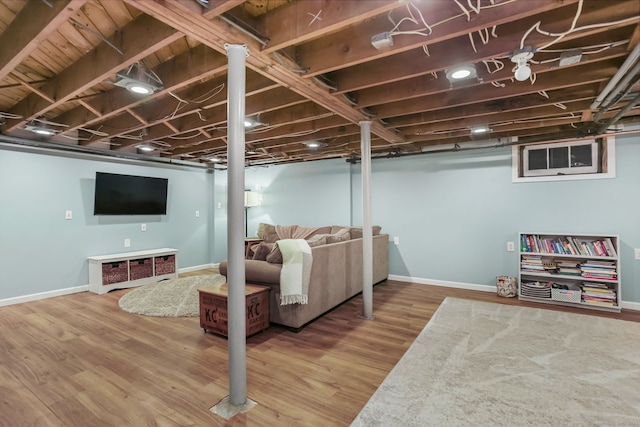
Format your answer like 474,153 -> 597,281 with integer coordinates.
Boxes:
94,172 -> 168,215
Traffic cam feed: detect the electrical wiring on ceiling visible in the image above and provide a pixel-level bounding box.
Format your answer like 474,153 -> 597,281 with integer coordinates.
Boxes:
520,0 -> 638,53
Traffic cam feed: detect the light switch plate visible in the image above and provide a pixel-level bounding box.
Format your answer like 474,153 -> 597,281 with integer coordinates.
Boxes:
141,224 -> 146,231
65,210 -> 72,220
507,241 -> 515,252
195,210 -> 200,218
124,238 -> 131,248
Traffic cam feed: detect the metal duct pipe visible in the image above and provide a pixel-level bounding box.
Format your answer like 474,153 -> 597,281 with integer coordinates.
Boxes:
590,43 -> 640,110
0,135 -> 212,169
593,72 -> 640,122
598,92 -> 640,135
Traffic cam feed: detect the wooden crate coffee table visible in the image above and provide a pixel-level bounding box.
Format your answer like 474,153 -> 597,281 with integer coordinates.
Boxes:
198,282 -> 270,338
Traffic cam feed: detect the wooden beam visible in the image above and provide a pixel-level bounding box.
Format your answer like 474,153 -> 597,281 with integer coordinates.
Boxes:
54,44 -> 227,132
0,0 -> 87,81
124,0 -> 403,144
377,61 -> 619,121
294,0 -> 581,77
257,0 -> 404,54
352,44 -> 629,108
5,14 -> 183,131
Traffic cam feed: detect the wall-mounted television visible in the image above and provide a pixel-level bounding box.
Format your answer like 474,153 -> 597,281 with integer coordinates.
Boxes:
94,172 -> 168,215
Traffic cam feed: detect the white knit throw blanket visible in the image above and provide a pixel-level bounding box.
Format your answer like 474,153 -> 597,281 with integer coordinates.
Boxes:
276,239 -> 312,305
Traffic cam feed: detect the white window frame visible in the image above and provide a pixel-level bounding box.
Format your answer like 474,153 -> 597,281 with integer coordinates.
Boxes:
512,136 -> 616,183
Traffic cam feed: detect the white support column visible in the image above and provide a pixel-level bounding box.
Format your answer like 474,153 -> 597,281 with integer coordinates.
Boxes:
225,43 -> 248,406
359,121 -> 374,320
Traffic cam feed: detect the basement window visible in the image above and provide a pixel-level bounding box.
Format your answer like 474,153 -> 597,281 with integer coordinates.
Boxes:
512,137 -> 615,182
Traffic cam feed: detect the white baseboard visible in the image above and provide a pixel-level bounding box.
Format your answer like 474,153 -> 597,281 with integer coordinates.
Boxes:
0,285 -> 89,307
388,274 -> 496,293
179,263 -> 217,273
0,264 -> 218,307
388,274 -> 640,312
622,301 -> 640,311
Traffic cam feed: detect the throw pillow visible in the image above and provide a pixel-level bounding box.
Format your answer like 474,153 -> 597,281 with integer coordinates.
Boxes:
327,228 -> 351,244
257,223 -> 279,243
309,226 -> 332,237
306,234 -> 327,247
266,243 -> 283,264
252,242 -> 273,261
349,225 -> 382,239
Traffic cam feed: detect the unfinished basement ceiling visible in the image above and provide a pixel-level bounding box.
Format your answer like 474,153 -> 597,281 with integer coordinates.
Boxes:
0,0 -> 638,166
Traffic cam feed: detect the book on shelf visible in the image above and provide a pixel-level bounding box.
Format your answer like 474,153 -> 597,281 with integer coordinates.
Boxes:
558,267 -> 582,275
603,238 -> 618,257
582,291 -> 616,300
582,299 -> 617,307
580,282 -> 610,289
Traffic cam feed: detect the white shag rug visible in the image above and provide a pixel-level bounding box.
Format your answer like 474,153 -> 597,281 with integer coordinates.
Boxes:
118,274 -> 226,317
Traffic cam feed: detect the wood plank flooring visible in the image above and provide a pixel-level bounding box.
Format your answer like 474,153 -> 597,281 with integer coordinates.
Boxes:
1,269 -> 638,426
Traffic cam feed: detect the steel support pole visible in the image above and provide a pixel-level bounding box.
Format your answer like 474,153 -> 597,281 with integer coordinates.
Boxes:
359,121 -> 373,320
225,43 -> 248,406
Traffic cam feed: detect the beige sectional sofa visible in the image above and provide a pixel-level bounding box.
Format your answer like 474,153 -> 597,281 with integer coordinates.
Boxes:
220,224 -> 389,330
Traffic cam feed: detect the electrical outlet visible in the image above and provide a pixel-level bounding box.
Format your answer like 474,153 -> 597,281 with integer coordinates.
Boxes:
507,241 -> 515,252
141,224 -> 146,232
635,248 -> 640,260
124,238 -> 131,248
65,210 -> 72,220
393,236 -> 400,245
195,210 -> 200,218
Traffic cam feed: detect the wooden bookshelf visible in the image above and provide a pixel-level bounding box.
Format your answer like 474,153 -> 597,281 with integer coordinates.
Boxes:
518,233 -> 620,313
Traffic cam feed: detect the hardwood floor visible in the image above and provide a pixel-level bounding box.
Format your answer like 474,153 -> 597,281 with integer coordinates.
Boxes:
1,270 -> 638,427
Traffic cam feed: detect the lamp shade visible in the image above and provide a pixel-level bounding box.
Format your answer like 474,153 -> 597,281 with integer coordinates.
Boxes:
244,190 -> 261,207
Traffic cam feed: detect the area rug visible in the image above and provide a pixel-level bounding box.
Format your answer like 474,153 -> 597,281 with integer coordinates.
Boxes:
351,297 -> 640,427
118,274 -> 225,317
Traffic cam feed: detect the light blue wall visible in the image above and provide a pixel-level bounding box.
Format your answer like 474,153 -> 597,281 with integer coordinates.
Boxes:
3,129 -> 639,304
0,145 -> 213,300
214,131 -> 640,303
212,159 -> 353,261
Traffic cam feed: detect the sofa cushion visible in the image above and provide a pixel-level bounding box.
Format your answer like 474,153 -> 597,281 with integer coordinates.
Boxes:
257,223 -> 279,243
252,242 -> 273,261
266,243 -> 283,264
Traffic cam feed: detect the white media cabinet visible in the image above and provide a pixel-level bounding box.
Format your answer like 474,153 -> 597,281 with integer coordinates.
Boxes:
88,248 -> 178,295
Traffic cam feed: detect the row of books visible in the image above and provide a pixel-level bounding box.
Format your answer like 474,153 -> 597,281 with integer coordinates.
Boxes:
581,282 -> 617,307
521,234 -> 617,258
520,256 -> 617,280
580,260 -> 617,280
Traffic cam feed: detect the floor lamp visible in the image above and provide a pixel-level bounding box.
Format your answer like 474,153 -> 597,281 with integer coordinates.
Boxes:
244,190 -> 261,237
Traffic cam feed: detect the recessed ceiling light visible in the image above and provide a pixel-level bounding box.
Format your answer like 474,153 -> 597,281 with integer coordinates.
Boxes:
127,82 -> 154,95
114,63 -> 163,95
136,144 -> 155,152
471,125 -> 490,134
445,64 -> 477,82
25,122 -> 56,136
304,140 -> 327,149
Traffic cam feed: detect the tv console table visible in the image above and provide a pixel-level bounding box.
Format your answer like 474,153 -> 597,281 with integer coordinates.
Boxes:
88,248 -> 178,295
